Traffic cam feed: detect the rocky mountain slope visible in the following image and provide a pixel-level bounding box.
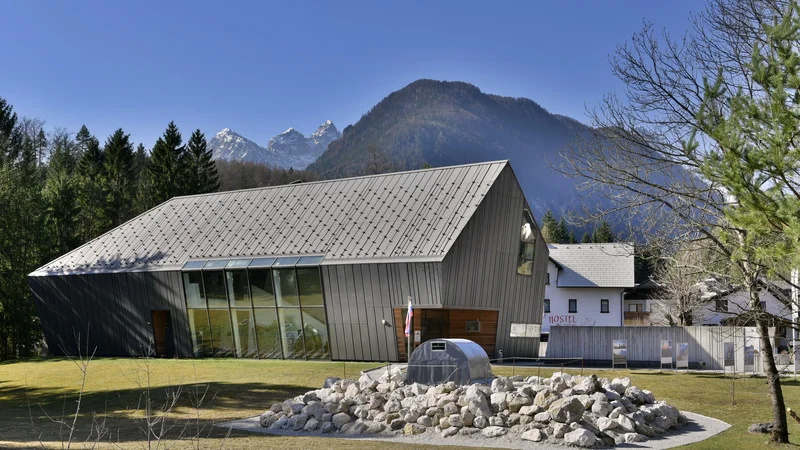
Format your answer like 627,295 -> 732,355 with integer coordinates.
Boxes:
210,121 -> 340,170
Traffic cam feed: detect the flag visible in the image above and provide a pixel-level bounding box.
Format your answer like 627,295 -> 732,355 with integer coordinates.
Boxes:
404,299 -> 413,337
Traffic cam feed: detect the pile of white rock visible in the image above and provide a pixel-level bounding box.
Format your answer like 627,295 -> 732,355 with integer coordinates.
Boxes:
259,371 -> 688,447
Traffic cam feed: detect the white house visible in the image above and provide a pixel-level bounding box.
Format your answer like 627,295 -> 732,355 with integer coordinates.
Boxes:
542,243 -> 636,338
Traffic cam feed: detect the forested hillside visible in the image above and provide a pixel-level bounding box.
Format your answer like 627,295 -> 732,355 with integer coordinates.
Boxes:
308,79 -> 596,216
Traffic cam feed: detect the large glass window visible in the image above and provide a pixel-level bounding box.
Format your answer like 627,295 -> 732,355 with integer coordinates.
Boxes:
278,308 -> 305,358
187,309 -> 212,357
225,270 -> 251,307
301,307 -> 329,359
249,269 -> 276,307
517,211 -> 537,276
203,271 -> 228,308
183,271 -> 206,308
231,309 -> 258,358
274,269 -> 299,307
297,268 -> 323,306
254,308 -> 283,359
208,309 -> 235,356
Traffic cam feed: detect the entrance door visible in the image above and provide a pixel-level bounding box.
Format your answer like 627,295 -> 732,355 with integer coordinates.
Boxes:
151,310 -> 172,357
420,309 -> 450,342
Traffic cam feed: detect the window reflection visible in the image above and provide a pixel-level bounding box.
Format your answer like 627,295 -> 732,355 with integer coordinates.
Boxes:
225,270 -> 251,307
208,309 -> 234,356
517,211 -> 537,276
203,270 -> 228,307
274,269 -> 299,307
277,308 -> 305,358
187,308 -> 211,357
302,307 -> 329,359
183,272 -> 205,308
254,308 -> 282,358
249,269 -> 276,307
231,309 -> 258,358
297,268 -> 323,306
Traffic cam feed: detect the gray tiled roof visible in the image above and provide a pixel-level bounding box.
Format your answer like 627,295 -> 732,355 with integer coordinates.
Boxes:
548,243 -> 635,288
32,161 -> 508,276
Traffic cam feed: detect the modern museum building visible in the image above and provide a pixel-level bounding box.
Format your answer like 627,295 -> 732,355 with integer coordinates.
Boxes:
28,161 -> 548,362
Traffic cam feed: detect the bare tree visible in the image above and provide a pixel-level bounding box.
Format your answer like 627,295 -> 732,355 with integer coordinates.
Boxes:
650,246 -> 715,326
556,0 -> 795,441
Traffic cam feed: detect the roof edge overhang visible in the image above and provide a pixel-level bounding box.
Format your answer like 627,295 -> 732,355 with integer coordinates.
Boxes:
556,283 -> 636,289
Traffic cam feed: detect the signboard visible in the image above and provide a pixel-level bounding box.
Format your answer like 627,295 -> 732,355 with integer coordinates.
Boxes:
414,330 -> 421,343
542,313 -> 600,332
744,345 -> 755,372
676,342 -> 689,369
613,340 -> 627,366
510,323 -> 541,338
724,342 -> 735,368
661,340 -> 673,365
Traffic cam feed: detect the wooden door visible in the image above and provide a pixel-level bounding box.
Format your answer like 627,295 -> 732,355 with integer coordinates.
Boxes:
151,310 -> 170,357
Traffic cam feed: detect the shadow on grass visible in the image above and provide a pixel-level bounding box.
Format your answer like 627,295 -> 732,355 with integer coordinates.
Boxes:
0,380 -> 307,444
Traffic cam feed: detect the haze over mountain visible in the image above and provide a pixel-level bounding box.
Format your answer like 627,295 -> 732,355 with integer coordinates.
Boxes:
307,79 -> 597,217
209,121 -> 340,170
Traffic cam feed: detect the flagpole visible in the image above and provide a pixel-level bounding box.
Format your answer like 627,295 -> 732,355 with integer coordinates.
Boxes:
407,296 -> 413,361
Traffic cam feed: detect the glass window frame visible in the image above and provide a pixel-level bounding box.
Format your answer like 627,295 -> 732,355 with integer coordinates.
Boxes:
516,210 -> 537,276
600,299 -> 609,313
182,258 -> 331,361
544,299 -> 550,314
568,299 -> 577,313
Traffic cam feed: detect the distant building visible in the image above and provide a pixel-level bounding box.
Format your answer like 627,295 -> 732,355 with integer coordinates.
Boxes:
542,243 -> 636,338
28,161 -> 548,362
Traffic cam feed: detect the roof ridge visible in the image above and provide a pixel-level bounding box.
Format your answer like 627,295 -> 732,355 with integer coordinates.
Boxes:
173,160 -> 509,201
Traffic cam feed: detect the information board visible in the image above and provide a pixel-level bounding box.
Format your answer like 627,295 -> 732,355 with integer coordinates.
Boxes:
676,342 -> 689,369
613,340 -> 627,367
661,340 -> 673,365
744,345 -> 755,372
724,342 -> 735,368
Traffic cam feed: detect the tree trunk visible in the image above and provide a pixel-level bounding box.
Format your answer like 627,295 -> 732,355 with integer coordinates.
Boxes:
755,309 -> 789,442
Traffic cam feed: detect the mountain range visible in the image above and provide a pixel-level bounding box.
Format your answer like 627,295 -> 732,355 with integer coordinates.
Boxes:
209,120 -> 340,169
210,79 -> 605,220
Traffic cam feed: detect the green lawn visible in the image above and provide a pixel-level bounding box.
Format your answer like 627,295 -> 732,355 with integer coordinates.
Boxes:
0,358 -> 798,449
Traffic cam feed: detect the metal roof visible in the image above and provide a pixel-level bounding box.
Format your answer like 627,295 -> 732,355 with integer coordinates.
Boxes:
548,243 -> 635,288
31,161 -> 509,276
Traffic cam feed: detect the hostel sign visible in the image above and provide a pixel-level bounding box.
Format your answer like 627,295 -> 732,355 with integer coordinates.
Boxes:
542,313 -> 598,332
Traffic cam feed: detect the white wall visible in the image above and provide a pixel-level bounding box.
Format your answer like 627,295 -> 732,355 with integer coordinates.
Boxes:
543,261 -> 624,333
704,288 -> 792,325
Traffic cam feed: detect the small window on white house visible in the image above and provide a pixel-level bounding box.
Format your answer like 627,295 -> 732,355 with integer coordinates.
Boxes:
465,320 -> 480,333
546,273 -> 550,285
544,299 -> 551,313
569,299 -> 577,313
601,299 -> 609,313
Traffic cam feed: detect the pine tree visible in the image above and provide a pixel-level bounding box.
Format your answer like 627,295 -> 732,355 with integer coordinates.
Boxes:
592,219 -> 615,243
132,144 -> 151,214
568,230 -> 577,244
540,209 -> 558,243
554,218 -> 569,243
43,134 -> 79,255
76,132 -> 107,241
149,121 -> 187,205
101,128 -> 135,226
183,129 -> 219,195
581,232 -> 592,243
74,125 -> 96,157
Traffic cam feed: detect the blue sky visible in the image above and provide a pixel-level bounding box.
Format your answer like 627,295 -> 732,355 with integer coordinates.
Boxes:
1,1 -> 698,148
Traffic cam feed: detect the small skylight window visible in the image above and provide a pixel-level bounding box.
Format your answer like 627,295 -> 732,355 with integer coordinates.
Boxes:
182,260 -> 207,270
296,255 -> 324,266
226,259 -> 252,268
273,256 -> 300,267
203,260 -> 229,269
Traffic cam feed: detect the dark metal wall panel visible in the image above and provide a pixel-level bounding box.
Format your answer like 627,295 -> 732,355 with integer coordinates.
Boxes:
321,262 -> 441,361
441,165 -> 548,358
26,270 -> 190,357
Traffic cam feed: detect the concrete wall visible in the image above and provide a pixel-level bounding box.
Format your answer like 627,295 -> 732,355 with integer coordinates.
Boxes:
547,325 -> 783,372
28,271 -> 191,357
441,165 -> 548,358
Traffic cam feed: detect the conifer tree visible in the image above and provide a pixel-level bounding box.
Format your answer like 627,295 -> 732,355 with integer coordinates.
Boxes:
581,232 -> 592,244
592,219 -> 615,243
149,121 -> 187,205
183,129 -> 219,195
540,209 -> 558,243
43,131 -> 79,254
554,218 -> 569,243
76,131 -> 107,241
568,230 -> 577,244
74,125 -> 95,157
101,128 -> 135,226
132,143 -> 151,214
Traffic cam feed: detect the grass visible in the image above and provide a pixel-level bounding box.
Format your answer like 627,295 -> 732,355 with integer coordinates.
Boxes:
0,358 -> 799,449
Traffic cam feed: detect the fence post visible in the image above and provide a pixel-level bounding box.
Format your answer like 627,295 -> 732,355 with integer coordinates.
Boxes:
343,361 -> 346,380
512,357 -> 516,377
581,358 -> 584,377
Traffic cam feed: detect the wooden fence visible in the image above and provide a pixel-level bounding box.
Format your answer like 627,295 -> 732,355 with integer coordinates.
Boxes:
546,326 -> 790,372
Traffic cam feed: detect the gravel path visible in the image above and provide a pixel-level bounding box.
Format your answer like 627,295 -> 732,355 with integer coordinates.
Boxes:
215,411 -> 730,449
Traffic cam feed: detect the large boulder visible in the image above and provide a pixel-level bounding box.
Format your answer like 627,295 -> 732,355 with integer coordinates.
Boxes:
332,412 -> 351,430
507,393 -> 532,412
521,428 -> 544,442
403,423 -> 426,435
491,377 -> 515,393
465,386 -> 492,418
564,428 -> 597,447
481,426 -> 508,437
548,397 -> 586,423
597,416 -> 619,432
616,414 -> 637,432
534,389 -> 560,409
